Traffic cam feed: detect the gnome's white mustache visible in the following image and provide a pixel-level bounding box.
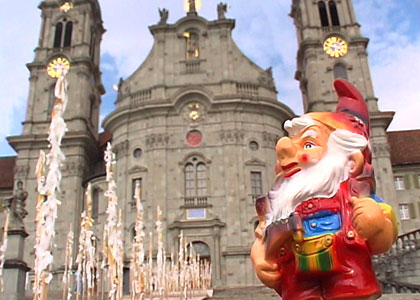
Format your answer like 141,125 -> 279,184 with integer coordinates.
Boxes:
267,129 -> 368,226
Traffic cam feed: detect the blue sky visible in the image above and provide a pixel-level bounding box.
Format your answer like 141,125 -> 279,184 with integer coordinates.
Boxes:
0,0 -> 419,156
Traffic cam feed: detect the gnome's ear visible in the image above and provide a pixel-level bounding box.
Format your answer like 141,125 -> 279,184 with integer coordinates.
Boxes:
349,151 -> 364,177
334,79 -> 370,128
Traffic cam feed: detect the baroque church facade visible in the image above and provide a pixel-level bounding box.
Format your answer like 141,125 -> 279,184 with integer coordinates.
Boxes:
1,0 -> 419,298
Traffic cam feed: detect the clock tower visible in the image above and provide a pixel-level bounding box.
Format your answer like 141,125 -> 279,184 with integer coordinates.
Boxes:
7,0 -> 105,284
290,0 -> 399,219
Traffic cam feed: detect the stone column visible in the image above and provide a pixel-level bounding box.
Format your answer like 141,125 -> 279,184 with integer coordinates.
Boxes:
0,181 -> 30,300
0,229 -> 30,300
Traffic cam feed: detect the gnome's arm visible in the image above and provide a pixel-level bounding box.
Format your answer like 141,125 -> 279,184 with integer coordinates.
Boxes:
351,196 -> 397,255
250,196 -> 292,288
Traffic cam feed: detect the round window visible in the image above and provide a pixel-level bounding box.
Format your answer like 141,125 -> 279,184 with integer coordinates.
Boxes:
133,148 -> 142,158
249,141 -> 259,151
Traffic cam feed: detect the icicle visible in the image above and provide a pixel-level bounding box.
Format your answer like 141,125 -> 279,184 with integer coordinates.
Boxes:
103,143 -> 123,300
33,69 -> 68,300
62,224 -> 73,300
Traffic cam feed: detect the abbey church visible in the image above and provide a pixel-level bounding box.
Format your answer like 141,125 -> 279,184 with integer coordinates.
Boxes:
0,0 -> 419,298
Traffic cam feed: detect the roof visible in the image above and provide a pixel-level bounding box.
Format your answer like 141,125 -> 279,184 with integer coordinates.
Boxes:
387,130 -> 420,165
98,131 -> 112,148
0,156 -> 15,189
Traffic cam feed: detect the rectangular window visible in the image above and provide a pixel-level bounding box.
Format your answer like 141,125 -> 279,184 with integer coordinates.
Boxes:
187,208 -> 206,219
399,204 -> 410,220
394,176 -> 405,190
251,171 -> 263,196
131,178 -> 142,211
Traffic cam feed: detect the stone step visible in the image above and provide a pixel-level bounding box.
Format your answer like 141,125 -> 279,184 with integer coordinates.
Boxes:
207,286 -> 420,300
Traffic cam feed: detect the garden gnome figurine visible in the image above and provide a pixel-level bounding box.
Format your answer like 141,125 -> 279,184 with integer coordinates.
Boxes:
251,79 -> 398,300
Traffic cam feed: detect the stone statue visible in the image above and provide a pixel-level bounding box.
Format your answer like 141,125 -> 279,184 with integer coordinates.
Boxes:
217,2 -> 228,19
188,0 -> 196,13
158,8 -> 168,25
251,79 -> 398,300
4,181 -> 28,230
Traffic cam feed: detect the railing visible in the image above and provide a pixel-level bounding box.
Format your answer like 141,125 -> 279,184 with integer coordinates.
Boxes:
236,83 -> 258,97
374,229 -> 420,265
183,196 -> 208,207
131,89 -> 152,106
373,229 -> 420,294
185,60 -> 200,73
379,279 -> 420,294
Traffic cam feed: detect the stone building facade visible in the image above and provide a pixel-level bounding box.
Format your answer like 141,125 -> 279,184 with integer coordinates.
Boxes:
0,0 -> 418,298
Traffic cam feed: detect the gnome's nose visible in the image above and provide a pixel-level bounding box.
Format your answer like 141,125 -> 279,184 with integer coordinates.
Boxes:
276,137 -> 297,160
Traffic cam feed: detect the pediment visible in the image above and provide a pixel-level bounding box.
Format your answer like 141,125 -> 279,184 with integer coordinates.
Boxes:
245,158 -> 266,167
128,165 -> 148,174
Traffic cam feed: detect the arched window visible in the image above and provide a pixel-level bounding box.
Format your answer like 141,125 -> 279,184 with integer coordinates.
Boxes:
53,19 -> 72,48
329,1 -> 340,26
318,1 -> 329,27
184,160 -> 207,197
92,188 -> 99,219
63,21 -> 73,47
184,31 -> 200,59
196,163 -> 207,196
189,241 -> 211,263
53,22 -> 63,48
333,63 -> 348,79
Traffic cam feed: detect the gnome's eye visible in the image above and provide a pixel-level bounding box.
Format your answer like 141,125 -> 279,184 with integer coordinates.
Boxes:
303,142 -> 316,149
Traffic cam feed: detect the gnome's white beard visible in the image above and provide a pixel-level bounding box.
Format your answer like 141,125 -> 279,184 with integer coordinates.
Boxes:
267,129 -> 367,224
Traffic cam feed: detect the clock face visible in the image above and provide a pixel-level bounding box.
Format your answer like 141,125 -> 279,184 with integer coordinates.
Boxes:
47,57 -> 70,78
323,36 -> 348,58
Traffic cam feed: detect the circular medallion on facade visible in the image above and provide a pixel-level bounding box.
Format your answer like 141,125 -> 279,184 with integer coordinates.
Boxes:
186,130 -> 202,147
47,57 -> 70,78
59,2 -> 74,12
183,102 -> 205,124
323,36 -> 348,58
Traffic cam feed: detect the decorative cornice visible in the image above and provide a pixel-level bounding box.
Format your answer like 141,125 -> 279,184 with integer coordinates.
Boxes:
4,259 -> 31,272
7,229 -> 29,238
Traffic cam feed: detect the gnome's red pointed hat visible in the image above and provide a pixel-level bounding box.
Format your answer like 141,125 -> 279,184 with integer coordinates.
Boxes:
306,79 -> 370,140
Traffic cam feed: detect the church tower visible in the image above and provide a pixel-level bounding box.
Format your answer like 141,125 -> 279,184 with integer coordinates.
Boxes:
7,0 -> 105,289
290,0 -> 398,218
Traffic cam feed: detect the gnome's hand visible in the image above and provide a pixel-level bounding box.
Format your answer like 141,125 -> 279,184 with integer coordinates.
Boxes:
350,196 -> 395,254
250,237 -> 282,288
351,197 -> 384,240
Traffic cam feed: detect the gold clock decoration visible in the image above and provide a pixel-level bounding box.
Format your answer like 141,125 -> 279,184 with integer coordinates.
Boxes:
323,36 -> 348,58
60,2 -> 74,12
188,103 -> 202,121
47,57 -> 70,78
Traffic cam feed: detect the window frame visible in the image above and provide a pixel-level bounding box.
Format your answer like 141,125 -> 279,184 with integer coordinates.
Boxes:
394,176 -> 405,190
399,203 -> 410,220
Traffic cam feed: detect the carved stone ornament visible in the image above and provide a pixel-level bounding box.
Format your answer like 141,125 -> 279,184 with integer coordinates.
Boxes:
257,67 -> 275,90
13,165 -> 30,178
114,140 -> 129,159
219,129 -> 244,144
145,133 -> 169,148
